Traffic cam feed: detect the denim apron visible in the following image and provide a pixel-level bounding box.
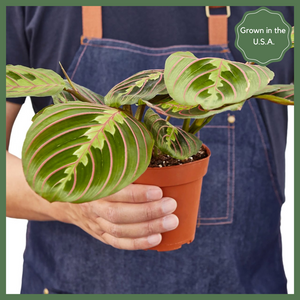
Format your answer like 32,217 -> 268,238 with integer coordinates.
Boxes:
21,7 -> 287,294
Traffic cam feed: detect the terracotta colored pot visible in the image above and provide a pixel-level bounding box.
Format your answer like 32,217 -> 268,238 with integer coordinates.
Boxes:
134,144 -> 211,251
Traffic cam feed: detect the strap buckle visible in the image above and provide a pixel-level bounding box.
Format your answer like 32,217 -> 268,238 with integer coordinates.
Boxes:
205,6 -> 231,18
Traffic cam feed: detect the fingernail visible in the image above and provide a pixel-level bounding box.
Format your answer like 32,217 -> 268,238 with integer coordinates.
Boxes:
163,215 -> 179,230
146,188 -> 162,201
147,234 -> 162,245
161,198 -> 177,214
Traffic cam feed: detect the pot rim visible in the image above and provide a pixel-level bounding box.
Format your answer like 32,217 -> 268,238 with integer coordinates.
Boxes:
135,144 -> 211,187
146,144 -> 211,171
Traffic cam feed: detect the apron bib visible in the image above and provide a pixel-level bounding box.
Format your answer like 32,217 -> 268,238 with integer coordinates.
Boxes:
21,7 -> 286,294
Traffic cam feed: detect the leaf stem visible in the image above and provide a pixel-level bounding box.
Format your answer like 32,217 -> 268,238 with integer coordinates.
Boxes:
134,104 -> 146,121
64,88 -> 94,104
182,118 -> 191,132
188,116 -> 214,135
255,94 -> 294,106
153,145 -> 160,158
123,105 -> 133,116
59,62 -> 78,92
166,116 -> 171,122
59,62 -> 95,104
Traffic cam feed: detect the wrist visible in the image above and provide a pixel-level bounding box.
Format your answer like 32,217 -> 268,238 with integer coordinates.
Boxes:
46,201 -> 74,223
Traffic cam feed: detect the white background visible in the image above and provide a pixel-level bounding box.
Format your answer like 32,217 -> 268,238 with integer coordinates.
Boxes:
6,98 -> 294,294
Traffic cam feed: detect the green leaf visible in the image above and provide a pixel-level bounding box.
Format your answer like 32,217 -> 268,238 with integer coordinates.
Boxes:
22,102 -> 154,203
255,84 -> 294,105
53,80 -> 104,104
104,69 -> 167,107
164,52 -> 274,110
252,85 -> 283,96
6,65 -> 66,98
144,108 -> 202,160
144,94 -> 245,119
267,84 -> 294,101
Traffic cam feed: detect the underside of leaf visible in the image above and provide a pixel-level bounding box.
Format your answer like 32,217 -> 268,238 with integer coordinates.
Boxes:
254,84 -> 294,105
144,94 -> 246,119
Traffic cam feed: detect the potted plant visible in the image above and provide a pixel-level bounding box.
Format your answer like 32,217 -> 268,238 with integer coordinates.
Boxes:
6,51 -> 294,251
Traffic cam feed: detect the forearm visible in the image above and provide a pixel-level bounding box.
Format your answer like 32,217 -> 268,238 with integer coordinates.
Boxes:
6,151 -> 69,222
6,151 -> 178,250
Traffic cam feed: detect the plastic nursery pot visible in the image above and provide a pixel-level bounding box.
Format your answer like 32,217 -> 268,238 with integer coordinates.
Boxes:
134,144 -> 211,252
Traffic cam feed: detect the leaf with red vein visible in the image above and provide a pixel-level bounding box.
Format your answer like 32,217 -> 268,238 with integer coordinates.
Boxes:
143,94 -> 246,119
255,84 -> 294,105
53,80 -> 104,104
164,52 -> 274,110
104,69 -> 168,107
253,85 -> 282,96
144,108 -> 202,160
22,102 -> 154,203
6,65 -> 66,98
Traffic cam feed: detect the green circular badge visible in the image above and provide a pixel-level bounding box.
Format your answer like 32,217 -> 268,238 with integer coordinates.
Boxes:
235,7 -> 292,66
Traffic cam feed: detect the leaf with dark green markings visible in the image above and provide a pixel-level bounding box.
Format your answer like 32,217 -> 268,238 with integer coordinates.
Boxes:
104,69 -> 167,107
143,94 -> 245,119
22,102 -> 154,203
53,80 -> 104,104
144,108 -> 202,160
6,65 -> 66,98
254,84 -> 294,105
164,52 -> 274,110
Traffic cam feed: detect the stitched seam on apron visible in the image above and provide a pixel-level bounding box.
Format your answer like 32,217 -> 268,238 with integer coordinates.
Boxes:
175,124 -> 234,225
199,124 -> 232,221
248,101 -> 283,205
197,123 -> 235,226
222,45 -> 231,61
232,122 -> 236,224
81,37 -> 228,50
80,43 -> 227,56
70,44 -> 89,80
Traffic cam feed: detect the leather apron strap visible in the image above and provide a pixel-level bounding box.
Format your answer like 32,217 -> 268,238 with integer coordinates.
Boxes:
82,6 -> 103,40
207,6 -> 230,45
81,6 -> 230,45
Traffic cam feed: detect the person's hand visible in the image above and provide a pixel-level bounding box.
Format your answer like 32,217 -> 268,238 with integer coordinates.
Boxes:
54,184 -> 178,250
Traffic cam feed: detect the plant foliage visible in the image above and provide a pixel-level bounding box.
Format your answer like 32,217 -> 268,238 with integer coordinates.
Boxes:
6,51 -> 294,203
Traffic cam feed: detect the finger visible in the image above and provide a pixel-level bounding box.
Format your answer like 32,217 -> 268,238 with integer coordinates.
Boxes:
79,184 -> 164,219
103,184 -> 163,203
101,232 -> 162,250
96,214 -> 179,238
99,197 -> 177,224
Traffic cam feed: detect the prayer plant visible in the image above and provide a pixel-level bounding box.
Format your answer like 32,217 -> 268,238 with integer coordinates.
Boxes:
6,51 -> 294,203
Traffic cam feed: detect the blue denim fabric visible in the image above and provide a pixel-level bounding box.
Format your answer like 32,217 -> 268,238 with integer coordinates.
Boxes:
21,38 -> 287,294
